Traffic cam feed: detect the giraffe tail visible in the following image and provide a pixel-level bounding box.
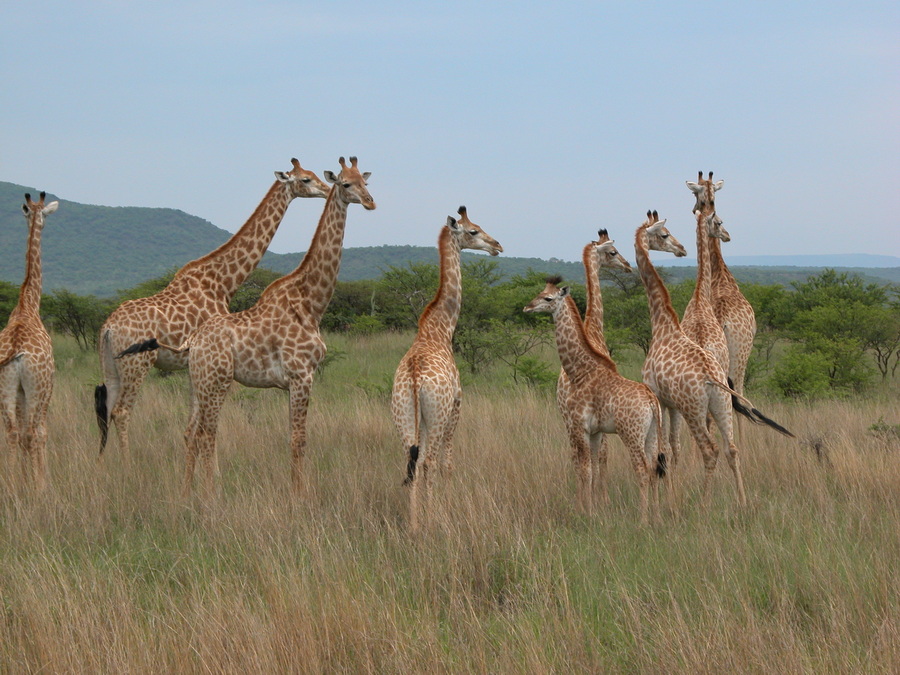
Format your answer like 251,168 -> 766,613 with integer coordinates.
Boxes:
652,396 -> 667,478
402,365 -> 422,486
115,337 -> 187,359
708,378 -> 795,438
95,384 -> 109,453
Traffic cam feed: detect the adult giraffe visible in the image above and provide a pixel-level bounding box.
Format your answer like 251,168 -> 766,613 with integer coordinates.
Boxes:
95,159 -> 329,455
120,157 -> 375,498
686,171 -> 757,395
0,192 -> 59,490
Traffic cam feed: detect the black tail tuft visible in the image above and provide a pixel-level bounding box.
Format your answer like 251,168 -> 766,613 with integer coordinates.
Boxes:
750,407 -> 795,438
116,338 -> 160,359
95,384 -> 109,454
731,394 -> 761,424
403,445 -> 420,486
655,452 -> 668,478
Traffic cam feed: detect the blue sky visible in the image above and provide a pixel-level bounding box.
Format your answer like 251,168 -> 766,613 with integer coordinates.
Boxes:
2,1 -> 898,262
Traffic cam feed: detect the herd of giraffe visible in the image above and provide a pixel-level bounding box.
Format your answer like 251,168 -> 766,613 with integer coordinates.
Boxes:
0,159 -> 792,530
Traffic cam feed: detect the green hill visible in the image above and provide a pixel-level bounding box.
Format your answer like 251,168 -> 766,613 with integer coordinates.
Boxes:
0,181 -> 231,296
2,181 -> 897,296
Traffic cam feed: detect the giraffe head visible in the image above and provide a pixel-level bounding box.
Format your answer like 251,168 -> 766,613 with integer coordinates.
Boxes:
696,209 -> 730,243
685,170 -> 723,212
592,230 -> 632,272
324,156 -> 376,210
22,192 -> 59,230
523,276 -> 568,315
274,158 -> 330,199
448,206 -> 503,256
642,210 -> 687,257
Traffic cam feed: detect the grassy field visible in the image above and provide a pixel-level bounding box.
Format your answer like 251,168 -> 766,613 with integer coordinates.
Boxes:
1,332 -> 899,673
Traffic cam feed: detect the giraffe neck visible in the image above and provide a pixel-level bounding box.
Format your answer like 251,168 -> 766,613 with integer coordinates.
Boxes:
634,226 -> 680,337
692,206 -> 714,305
552,295 -> 616,383
177,180 -> 294,300
269,186 -> 349,321
581,242 -> 608,354
417,226 -> 462,345
17,214 -> 45,315
709,233 -> 739,292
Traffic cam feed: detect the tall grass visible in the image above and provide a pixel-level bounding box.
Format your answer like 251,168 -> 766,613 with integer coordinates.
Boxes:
1,333 -> 898,672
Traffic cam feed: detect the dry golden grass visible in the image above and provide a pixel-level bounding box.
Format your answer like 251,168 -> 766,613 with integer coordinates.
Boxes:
1,333 -> 898,673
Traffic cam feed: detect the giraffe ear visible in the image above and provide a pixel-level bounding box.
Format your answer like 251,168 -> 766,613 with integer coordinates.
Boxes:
713,180 -> 724,191
42,201 -> 59,215
324,170 -> 338,184
560,286 -> 570,297
275,171 -> 290,182
686,181 -> 703,194
362,172 -> 371,181
21,203 -> 29,216
447,216 -> 460,230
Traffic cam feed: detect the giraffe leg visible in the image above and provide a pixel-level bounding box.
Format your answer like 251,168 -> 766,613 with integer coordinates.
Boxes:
0,394 -> 19,481
439,393 -> 461,479
107,351 -> 156,456
683,414 -> 720,508
407,423 -> 431,533
590,433 -> 610,508
711,395 -> 747,507
566,422 -> 592,516
623,429 -> 651,526
288,376 -> 314,496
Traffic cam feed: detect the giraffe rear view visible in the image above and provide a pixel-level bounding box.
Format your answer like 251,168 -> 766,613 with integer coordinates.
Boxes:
391,207 -> 502,532
0,193 -> 59,490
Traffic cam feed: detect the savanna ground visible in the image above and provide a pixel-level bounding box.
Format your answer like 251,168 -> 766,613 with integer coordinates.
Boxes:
1,332 -> 899,673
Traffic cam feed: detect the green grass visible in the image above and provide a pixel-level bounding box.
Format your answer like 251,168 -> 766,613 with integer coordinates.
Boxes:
0,333 -> 898,672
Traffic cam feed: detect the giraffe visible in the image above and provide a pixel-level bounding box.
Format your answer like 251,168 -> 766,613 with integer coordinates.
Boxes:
686,171 -> 757,395
556,231 -> 633,506
634,209 -> 744,505
635,210 -> 791,507
391,206 -> 502,532
526,273 -> 665,524
124,157 -> 375,498
95,158 -> 329,455
681,207 -> 731,376
0,192 -> 59,490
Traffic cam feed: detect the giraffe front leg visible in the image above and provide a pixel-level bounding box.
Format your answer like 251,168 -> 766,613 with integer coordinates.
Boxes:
566,422 -> 592,516
289,377 -> 313,496
684,414 -> 719,509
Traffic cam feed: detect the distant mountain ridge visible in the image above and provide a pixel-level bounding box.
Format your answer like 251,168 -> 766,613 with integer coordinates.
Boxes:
1,181 -> 897,296
665,253 -> 900,268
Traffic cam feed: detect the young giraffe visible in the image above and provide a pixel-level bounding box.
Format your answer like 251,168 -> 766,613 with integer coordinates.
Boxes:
635,210 -> 749,506
391,207 -> 502,532
686,172 -> 757,395
0,193 -> 59,490
95,158 -> 329,455
525,274 -> 665,524
125,157 -> 375,498
556,231 -> 633,506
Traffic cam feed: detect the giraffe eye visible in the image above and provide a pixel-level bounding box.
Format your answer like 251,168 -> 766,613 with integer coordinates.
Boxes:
661,233 -> 669,239
468,230 -> 478,235
301,178 -> 311,183
544,297 -> 552,302
342,183 -> 351,189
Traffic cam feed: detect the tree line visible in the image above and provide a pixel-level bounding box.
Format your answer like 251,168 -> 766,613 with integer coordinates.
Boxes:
2,263 -> 897,399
